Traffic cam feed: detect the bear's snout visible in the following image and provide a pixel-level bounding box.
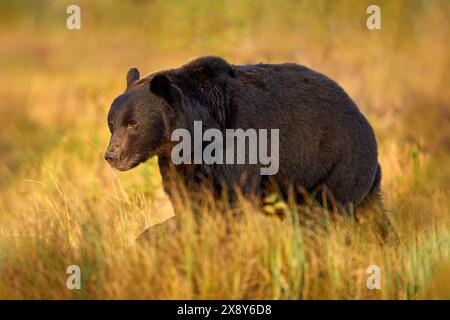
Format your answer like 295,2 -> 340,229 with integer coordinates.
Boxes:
104,151 -> 119,163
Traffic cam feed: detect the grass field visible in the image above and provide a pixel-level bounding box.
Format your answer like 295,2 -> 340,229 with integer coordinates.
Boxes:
0,0 -> 449,299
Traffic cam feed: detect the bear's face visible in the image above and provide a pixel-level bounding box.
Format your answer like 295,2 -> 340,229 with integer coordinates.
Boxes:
105,68 -> 182,171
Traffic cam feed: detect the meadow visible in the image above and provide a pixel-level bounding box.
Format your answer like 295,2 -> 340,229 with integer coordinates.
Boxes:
0,0 -> 449,299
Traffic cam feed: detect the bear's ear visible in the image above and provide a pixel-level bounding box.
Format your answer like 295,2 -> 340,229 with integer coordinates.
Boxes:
126,67 -> 140,89
150,74 -> 181,105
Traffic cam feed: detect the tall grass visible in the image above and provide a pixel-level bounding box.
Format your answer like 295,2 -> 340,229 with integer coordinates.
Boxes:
0,0 -> 449,299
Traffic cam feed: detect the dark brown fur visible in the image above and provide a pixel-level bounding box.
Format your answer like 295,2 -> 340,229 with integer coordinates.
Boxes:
105,56 -> 389,238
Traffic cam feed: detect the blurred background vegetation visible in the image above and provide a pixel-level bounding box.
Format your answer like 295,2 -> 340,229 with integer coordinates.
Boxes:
0,0 -> 448,299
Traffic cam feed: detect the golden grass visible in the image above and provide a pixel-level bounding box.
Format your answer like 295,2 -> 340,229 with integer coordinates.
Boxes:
0,0 -> 449,299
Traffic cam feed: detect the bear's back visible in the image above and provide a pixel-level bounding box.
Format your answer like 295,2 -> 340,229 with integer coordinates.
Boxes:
229,61 -> 378,201
233,62 -> 359,115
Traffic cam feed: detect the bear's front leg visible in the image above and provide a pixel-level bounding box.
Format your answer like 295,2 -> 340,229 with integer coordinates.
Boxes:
136,216 -> 178,244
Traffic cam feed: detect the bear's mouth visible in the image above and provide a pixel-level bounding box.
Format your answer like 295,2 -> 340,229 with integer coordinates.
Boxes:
114,161 -> 140,171
112,152 -> 153,171
110,157 -> 142,171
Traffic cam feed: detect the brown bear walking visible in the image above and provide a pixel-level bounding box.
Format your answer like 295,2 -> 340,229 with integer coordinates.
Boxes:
105,56 -> 394,239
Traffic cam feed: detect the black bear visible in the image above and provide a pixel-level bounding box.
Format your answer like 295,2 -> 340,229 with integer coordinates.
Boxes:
105,56 -> 388,237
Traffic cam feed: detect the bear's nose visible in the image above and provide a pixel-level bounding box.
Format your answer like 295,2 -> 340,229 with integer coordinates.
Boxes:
104,151 -> 118,163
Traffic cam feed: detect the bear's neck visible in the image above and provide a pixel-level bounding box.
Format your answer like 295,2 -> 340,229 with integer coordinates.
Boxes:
176,76 -> 231,129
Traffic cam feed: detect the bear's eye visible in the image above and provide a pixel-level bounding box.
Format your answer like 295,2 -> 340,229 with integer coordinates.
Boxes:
126,121 -> 138,130
108,122 -> 114,132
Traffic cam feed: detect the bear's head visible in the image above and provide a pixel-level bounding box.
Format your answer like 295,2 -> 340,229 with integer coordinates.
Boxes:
105,67 -> 183,171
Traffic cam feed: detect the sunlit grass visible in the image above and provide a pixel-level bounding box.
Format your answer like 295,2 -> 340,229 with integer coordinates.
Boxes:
0,0 -> 448,299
